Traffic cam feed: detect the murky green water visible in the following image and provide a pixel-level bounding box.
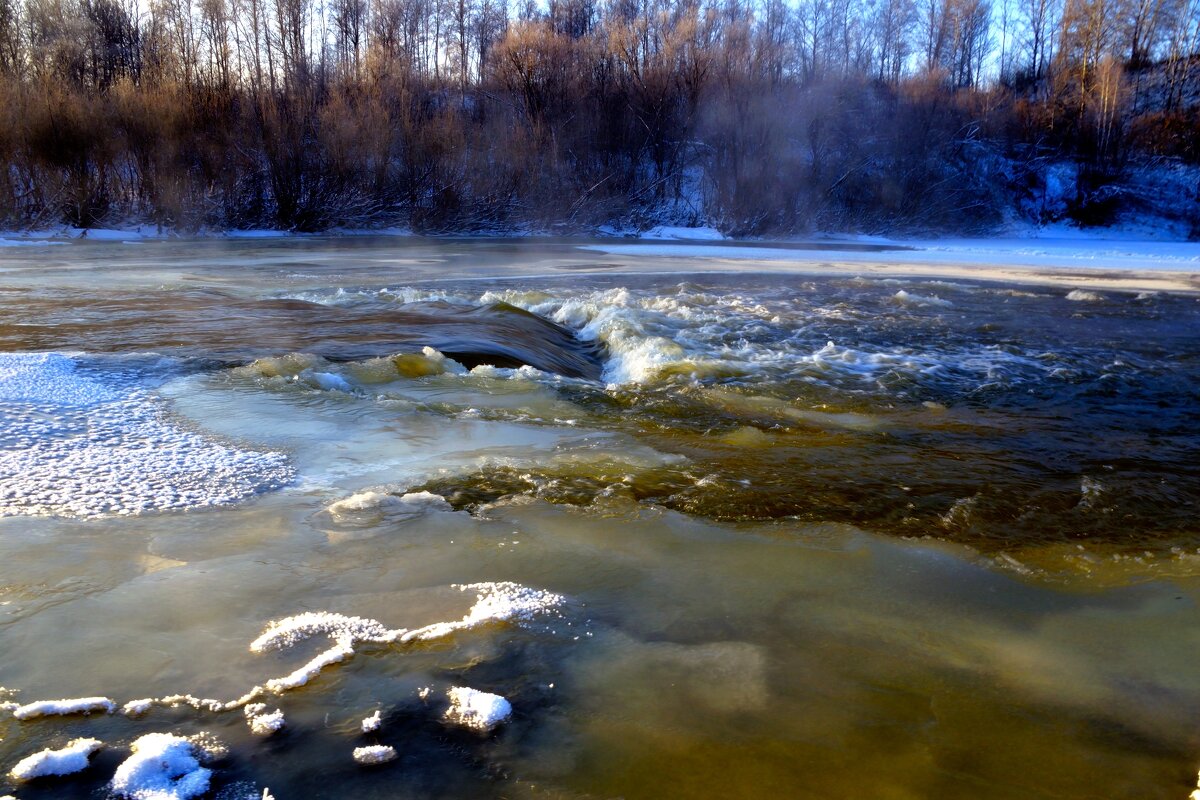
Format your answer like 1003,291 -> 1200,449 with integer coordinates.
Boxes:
2,237 -> 1200,799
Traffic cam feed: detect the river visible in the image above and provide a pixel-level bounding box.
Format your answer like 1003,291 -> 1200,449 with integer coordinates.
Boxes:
1,235 -> 1199,799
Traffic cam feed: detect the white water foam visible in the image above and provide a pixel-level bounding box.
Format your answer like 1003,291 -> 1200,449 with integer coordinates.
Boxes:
0,353 -> 293,518
284,284 -> 1063,393
892,289 -> 953,308
326,490 -> 452,517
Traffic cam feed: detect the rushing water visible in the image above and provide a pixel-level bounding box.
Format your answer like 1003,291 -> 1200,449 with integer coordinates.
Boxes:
2,236 -> 1200,799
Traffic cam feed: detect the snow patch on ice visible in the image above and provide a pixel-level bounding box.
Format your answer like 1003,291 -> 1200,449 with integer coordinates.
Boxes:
12,696 -> 115,720
251,613 -> 396,653
247,583 -> 563,694
399,582 -> 565,643
243,704 -> 285,736
110,733 -> 212,800
0,353 -> 121,405
250,612 -> 397,693
0,353 -> 293,518
352,745 -> 396,765
9,738 -> 103,781
0,237 -> 60,247
123,699 -> 154,717
0,583 -> 563,758
640,225 -> 726,241
444,687 -> 512,732
225,230 -> 291,239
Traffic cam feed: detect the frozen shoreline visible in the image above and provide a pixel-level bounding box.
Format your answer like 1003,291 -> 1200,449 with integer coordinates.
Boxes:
2,225 -> 1199,294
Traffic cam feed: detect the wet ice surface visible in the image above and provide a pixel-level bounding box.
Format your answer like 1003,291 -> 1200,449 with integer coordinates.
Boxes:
2,238 -> 1200,799
0,353 -> 293,518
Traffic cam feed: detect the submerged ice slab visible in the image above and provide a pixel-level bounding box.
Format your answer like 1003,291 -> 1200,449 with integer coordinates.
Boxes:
0,352 -> 293,518
9,737 -> 103,781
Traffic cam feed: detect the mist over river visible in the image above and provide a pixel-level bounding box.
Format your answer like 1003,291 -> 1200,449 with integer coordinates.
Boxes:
2,236 -> 1200,799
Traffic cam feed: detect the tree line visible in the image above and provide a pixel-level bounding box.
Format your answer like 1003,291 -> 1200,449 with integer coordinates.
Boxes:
0,0 -> 1197,233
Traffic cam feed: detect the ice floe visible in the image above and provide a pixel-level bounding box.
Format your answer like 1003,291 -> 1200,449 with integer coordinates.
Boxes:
123,699 -> 155,717
0,581 -> 563,791
8,583 -> 562,736
12,696 -> 115,720
352,745 -> 397,765
360,709 -> 383,732
398,583 -> 565,643
9,738 -> 103,781
0,353 -> 293,518
444,687 -> 512,732
246,583 -> 564,694
244,704 -> 285,736
251,612 -> 396,653
110,733 -> 212,800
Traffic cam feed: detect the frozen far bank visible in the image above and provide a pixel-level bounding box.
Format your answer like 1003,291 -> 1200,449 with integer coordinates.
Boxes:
2,226 -> 1199,295
577,231 -> 1200,293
